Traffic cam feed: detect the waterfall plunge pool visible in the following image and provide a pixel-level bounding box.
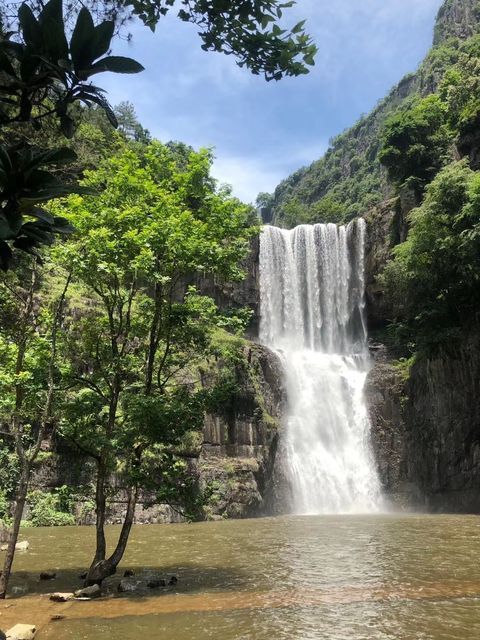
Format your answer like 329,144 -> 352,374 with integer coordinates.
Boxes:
3,514 -> 480,639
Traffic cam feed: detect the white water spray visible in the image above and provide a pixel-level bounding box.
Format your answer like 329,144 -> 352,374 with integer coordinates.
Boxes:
259,220 -> 381,514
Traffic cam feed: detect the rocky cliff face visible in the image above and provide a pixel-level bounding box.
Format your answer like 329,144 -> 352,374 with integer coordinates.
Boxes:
434,0 -> 480,44
193,236 -> 260,337
31,341 -> 285,524
199,343 -> 285,518
366,332 -> 480,512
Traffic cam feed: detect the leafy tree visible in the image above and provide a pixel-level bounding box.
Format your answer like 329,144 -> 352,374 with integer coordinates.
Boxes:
0,0 -> 144,268
0,257 -> 71,598
115,101 -> 151,143
50,141 -> 257,584
381,161 -> 480,351
379,94 -> 453,193
2,0 -> 317,82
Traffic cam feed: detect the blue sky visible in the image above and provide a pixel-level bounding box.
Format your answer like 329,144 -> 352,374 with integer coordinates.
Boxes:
100,0 -> 444,203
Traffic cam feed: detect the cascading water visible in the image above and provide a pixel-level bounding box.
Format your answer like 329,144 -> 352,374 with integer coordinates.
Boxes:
259,219 -> 382,515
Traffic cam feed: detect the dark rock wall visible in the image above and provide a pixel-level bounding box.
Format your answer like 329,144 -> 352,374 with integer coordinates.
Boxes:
364,198 -> 480,513
193,236 -> 260,337
367,333 -> 480,513
199,343 -> 285,519
31,341 -> 285,524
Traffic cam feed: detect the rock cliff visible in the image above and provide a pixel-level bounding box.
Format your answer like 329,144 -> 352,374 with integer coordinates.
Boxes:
31,341 -> 285,524
367,331 -> 480,512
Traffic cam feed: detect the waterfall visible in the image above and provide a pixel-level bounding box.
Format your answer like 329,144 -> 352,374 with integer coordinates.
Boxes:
259,220 -> 382,515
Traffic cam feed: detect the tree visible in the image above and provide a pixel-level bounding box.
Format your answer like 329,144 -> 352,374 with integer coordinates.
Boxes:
2,1 -> 317,82
379,94 -> 453,194
0,0 -> 144,268
115,101 -> 151,143
0,257 -> 71,598
50,140 -> 257,584
381,160 -> 480,351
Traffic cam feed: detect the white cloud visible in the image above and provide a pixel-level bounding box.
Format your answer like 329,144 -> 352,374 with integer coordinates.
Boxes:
212,139 -> 328,203
100,0 -> 444,201
212,155 -> 285,203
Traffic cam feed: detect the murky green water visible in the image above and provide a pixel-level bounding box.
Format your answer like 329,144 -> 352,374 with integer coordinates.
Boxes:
6,514 -> 480,639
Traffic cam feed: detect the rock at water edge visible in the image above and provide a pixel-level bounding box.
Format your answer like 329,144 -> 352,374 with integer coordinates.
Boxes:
6,624 -> 36,640
74,584 -> 101,599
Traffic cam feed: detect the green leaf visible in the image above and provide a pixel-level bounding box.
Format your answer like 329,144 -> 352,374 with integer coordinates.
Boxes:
291,20 -> 306,35
87,56 -> 145,75
0,51 -> 16,76
70,7 -> 96,72
18,3 -> 42,48
27,147 -> 77,169
0,239 -> 13,271
60,114 -> 75,138
83,93 -> 118,127
38,0 -> 68,59
91,21 -> 115,61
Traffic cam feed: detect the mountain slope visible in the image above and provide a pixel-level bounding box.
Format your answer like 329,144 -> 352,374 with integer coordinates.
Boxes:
264,0 -> 480,227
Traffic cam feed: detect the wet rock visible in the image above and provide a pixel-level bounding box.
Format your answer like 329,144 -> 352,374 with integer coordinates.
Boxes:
168,576 -> 178,585
146,578 -> 166,589
74,584 -> 101,599
0,542 -> 29,552
50,593 -> 74,602
123,569 -> 135,577
39,572 -> 56,581
117,578 -> 140,593
5,624 -> 36,640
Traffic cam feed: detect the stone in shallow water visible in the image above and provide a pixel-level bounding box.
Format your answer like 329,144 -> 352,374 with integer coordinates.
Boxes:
74,584 -> 101,599
5,624 -> 36,640
147,578 -> 166,589
50,593 -> 74,602
0,542 -> 29,552
39,572 -> 56,581
117,578 -> 141,593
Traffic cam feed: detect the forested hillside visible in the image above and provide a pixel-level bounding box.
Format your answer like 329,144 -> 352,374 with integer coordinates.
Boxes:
262,0 -> 480,227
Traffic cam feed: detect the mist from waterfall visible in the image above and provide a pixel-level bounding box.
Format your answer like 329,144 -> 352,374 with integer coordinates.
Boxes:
259,220 -> 382,515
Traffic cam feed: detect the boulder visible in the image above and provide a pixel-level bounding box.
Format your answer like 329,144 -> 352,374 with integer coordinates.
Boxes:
49,593 -> 74,602
5,624 -> 36,640
74,584 -> 101,599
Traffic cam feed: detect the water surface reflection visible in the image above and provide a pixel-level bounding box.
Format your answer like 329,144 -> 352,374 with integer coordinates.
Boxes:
2,514 -> 479,639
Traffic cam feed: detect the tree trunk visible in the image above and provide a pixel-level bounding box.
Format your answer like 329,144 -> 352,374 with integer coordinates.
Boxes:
91,458 -> 108,569
0,465 -> 29,599
85,485 -> 138,586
